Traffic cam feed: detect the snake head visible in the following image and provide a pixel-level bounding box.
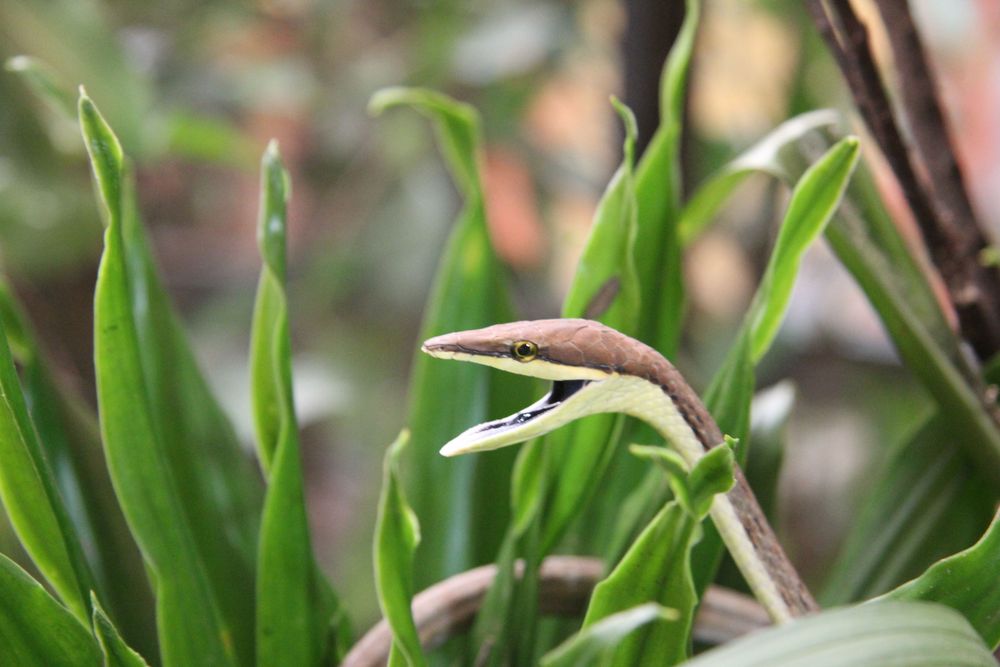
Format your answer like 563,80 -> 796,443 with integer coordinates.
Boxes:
421,319 -> 643,456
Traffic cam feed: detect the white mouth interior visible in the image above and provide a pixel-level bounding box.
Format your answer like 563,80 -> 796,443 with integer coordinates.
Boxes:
439,380 -> 590,456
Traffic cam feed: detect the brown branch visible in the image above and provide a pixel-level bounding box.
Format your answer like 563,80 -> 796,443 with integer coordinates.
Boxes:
806,0 -> 1000,361
341,556 -> 769,667
873,0 -> 1000,358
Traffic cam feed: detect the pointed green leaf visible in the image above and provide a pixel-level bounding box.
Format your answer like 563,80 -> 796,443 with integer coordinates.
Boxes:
83,91 -> 237,667
251,141 -> 350,666
371,87 -> 527,586
374,431 -> 426,667
746,137 -> 860,362
91,593 -> 150,667
684,601 -> 994,666
0,553 -> 101,665
885,508 -> 1000,649
540,604 -> 677,667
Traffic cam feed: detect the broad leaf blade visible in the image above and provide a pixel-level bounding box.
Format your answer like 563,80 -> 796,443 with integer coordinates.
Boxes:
885,508 -> 1000,649
0,553 -> 102,665
251,141 -> 350,665
374,431 -> 427,667
540,604 -> 676,667
685,601 -> 995,666
83,91 -> 237,666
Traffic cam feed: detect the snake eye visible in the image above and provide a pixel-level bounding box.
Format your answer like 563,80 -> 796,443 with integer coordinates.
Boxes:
511,340 -> 538,362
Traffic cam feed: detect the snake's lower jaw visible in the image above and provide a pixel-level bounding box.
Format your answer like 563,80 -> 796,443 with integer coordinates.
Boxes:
439,379 -> 595,457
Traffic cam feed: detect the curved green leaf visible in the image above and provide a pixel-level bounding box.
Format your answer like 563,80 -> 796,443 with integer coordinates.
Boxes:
83,90 -> 236,667
685,601 -> 995,666
746,137 -> 860,362
885,508 -> 1000,649
540,604 -> 677,667
251,141 -> 350,666
0,553 -> 101,666
0,310 -> 96,623
374,431 -> 426,667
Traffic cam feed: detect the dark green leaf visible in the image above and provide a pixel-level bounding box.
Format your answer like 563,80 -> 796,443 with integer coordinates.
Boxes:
684,601 -> 995,666
885,508 -> 1000,649
374,431 -> 426,667
0,553 -> 101,666
822,414 -> 994,604
540,604 -> 677,667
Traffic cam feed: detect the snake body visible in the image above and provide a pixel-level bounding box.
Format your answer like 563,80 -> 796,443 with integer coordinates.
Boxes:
423,318 -> 818,623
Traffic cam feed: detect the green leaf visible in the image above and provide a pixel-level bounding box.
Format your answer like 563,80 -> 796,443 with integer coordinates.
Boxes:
540,604 -> 677,667
5,55 -> 76,119
677,110 -> 840,245
822,414 -> 994,604
684,601 -> 995,666
374,430 -> 427,667
687,138 -> 859,595
0,279 -> 157,656
0,553 -> 102,666
91,593 -> 150,667
746,136 -> 860,362
83,90 -> 239,667
371,87 -> 527,586
885,508 -> 1000,649
251,141 -> 350,666
0,307 -> 96,623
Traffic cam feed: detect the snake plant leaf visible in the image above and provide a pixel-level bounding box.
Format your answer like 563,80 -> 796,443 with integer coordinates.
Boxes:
580,445 -> 733,665
92,593 -> 150,667
0,280 -> 157,656
883,508 -> 1000,649
0,553 -> 102,666
632,0 -> 700,357
374,430 -> 427,667
371,87 -> 528,586
0,307 -> 96,624
686,601 -> 995,667
822,414 -> 994,604
539,604 -> 678,667
83,91 -> 239,666
251,141 -> 350,666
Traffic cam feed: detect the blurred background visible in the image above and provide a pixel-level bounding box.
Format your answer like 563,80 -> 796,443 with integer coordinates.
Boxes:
1,0 -> 999,628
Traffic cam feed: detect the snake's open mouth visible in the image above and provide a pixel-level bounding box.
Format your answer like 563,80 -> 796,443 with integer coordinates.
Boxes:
439,379 -> 594,456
